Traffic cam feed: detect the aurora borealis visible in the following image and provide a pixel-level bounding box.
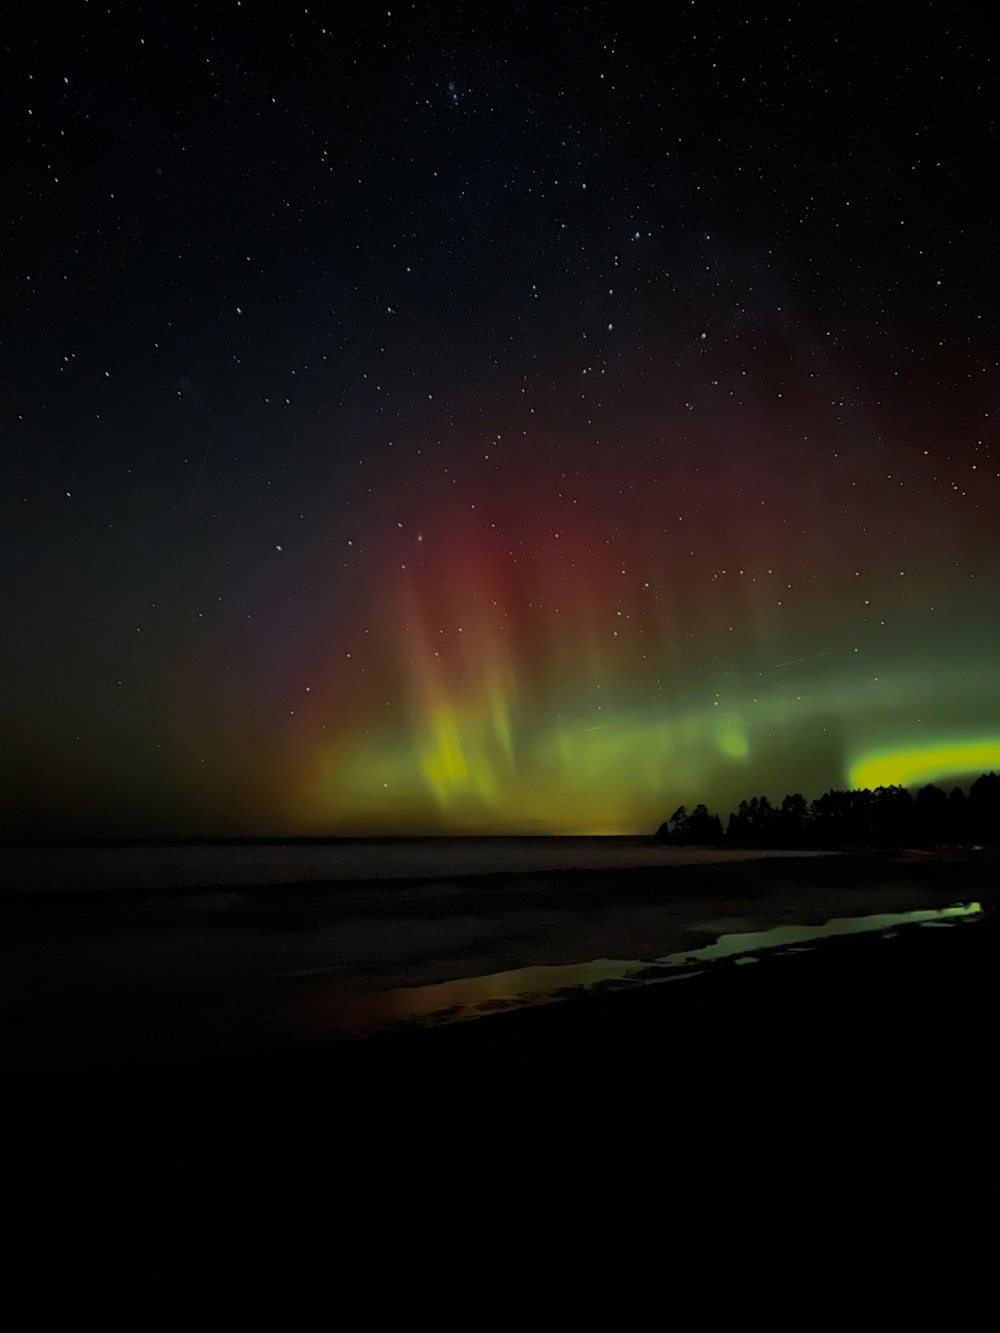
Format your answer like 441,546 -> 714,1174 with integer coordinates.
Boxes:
3,3 -> 999,836
301,482 -> 1000,833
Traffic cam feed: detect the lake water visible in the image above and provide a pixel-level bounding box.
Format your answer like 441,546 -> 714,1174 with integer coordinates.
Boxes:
0,837 -> 833,893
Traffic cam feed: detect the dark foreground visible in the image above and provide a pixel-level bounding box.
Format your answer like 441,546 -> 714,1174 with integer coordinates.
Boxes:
7,901 -> 1000,1317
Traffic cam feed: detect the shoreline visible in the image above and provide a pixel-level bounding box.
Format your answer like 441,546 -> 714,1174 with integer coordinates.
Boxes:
7,883 -> 998,1310
2,851 -> 996,1073
13,902 -> 999,1172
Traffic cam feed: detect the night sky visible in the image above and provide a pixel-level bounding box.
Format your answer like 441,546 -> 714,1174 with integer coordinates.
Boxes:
3,2 -> 999,837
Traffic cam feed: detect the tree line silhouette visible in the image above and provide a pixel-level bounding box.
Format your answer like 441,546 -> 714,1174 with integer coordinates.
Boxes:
657,772 -> 1000,848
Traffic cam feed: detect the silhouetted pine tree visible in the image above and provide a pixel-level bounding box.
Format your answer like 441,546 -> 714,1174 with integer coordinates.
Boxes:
969,773 -> 1000,841
914,784 -> 948,844
660,770 -> 1000,848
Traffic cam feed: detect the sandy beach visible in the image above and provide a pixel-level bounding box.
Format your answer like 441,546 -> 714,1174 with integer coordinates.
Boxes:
6,848 -> 998,1316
